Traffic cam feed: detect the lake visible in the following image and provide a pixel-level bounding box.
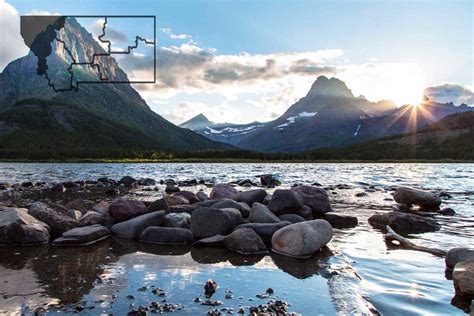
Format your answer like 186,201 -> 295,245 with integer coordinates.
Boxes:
0,163 -> 473,315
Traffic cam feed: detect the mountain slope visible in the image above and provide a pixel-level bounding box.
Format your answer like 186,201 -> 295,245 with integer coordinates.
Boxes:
0,17 -> 229,154
234,76 -> 471,153
308,111 -> 474,160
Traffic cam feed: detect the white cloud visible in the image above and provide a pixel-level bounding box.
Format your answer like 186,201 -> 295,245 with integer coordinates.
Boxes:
161,27 -> 192,40
424,83 -> 474,106
0,0 -> 29,71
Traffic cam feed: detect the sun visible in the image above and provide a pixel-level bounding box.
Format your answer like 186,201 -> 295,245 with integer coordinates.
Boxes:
388,65 -> 426,106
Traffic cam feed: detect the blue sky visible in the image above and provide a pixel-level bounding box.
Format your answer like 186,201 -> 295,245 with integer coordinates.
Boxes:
1,0 -> 473,123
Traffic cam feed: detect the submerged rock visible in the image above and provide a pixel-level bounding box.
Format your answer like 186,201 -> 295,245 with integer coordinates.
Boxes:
368,211 -> 441,234
223,228 -> 268,255
111,211 -> 165,239
28,202 -> 79,239
52,224 -> 110,246
271,219 -> 333,258
249,202 -> 280,223
209,183 -> 239,200
268,189 -> 304,215
453,260 -> 474,299
0,207 -> 50,245
140,227 -> 193,244
439,208 -> 456,216
108,199 -> 148,223
236,189 -> 267,206
446,248 -> 474,270
324,212 -> 358,228
392,187 -> 442,209
291,185 -> 331,217
191,207 -> 238,239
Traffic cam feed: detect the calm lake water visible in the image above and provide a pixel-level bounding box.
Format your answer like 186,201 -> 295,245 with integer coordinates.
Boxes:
0,163 -> 473,315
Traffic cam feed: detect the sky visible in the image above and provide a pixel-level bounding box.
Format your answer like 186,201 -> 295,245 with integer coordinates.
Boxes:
1,0 -> 473,124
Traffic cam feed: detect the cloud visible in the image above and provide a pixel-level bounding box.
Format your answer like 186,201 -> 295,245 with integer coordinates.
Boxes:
161,27 -> 192,40
424,83 -> 474,106
90,19 -> 128,43
0,0 -> 29,71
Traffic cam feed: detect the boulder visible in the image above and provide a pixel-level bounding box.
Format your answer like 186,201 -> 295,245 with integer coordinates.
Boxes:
236,189 -> 267,206
263,194 -> 272,205
291,186 -> 331,217
164,195 -> 189,206
92,201 -> 110,214
249,203 -> 280,223
193,234 -> 225,247
191,207 -> 237,239
209,183 -> 239,200
169,204 -> 199,214
392,187 -> 442,209
368,211 -> 441,234
120,176 -> 137,186
271,219 -> 333,258
163,213 -> 191,229
111,211 -> 165,239
138,178 -> 156,186
296,205 -> 313,220
212,198 -> 249,217
268,189 -> 303,215
174,191 -> 200,204
140,227 -> 193,245
453,260 -> 474,299
80,211 -> 114,227
64,199 -> 93,214
439,208 -> 456,216
108,199 -> 147,223
147,198 -> 170,213
220,208 -> 243,227
235,221 -> 291,243
196,191 -> 209,201
0,208 -> 50,245
28,202 -> 80,239
67,210 -> 83,221
446,248 -> 474,270
324,212 -> 358,228
52,224 -> 110,246
165,183 -> 180,194
223,228 -> 268,255
278,214 -> 305,223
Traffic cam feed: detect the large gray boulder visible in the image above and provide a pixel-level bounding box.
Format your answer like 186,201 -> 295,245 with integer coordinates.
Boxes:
249,203 -> 280,223
446,248 -> 474,270
191,207 -> 237,239
212,198 -> 249,217
209,183 -> 239,200
111,211 -> 165,239
220,208 -> 243,227
268,189 -> 304,215
163,212 -> 191,229
140,227 -> 193,244
271,219 -> 333,258
235,221 -> 291,243
0,208 -> 50,245
453,260 -> 474,299
368,211 -> 440,234
392,187 -> 442,209
108,199 -> 147,222
28,202 -> 79,238
52,224 -> 110,246
223,228 -> 268,255
236,189 -> 267,206
291,185 -> 331,217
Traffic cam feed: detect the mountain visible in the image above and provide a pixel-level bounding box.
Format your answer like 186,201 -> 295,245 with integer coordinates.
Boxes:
180,114 -> 264,146
0,17 -> 229,157
230,76 -> 471,153
308,111 -> 474,160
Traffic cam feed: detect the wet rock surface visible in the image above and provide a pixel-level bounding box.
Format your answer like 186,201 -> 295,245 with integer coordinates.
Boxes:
392,186 -> 442,209
0,207 -> 50,245
52,224 -> 110,246
111,211 -> 165,239
368,211 -> 441,234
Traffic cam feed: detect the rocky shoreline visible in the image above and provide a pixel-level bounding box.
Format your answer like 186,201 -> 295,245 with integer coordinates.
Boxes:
1,174 -> 473,314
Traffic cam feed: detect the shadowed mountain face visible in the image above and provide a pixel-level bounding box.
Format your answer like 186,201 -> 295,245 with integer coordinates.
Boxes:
0,17 -> 229,155
183,76 -> 471,153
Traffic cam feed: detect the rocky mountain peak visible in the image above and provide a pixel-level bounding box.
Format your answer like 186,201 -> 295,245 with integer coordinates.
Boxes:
306,76 -> 354,99
180,113 -> 212,130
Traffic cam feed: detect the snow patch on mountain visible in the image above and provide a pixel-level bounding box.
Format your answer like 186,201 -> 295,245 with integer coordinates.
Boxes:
276,111 -> 318,129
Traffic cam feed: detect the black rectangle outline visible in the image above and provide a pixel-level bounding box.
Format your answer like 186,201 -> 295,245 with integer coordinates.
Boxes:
64,15 -> 156,84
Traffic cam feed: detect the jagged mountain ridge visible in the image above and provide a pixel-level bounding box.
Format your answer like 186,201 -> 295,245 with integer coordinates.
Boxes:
0,17 -> 229,154
181,76 -> 470,153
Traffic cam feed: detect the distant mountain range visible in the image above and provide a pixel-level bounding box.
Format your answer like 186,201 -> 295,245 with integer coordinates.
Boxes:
181,76 -> 472,153
0,17 -> 229,158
